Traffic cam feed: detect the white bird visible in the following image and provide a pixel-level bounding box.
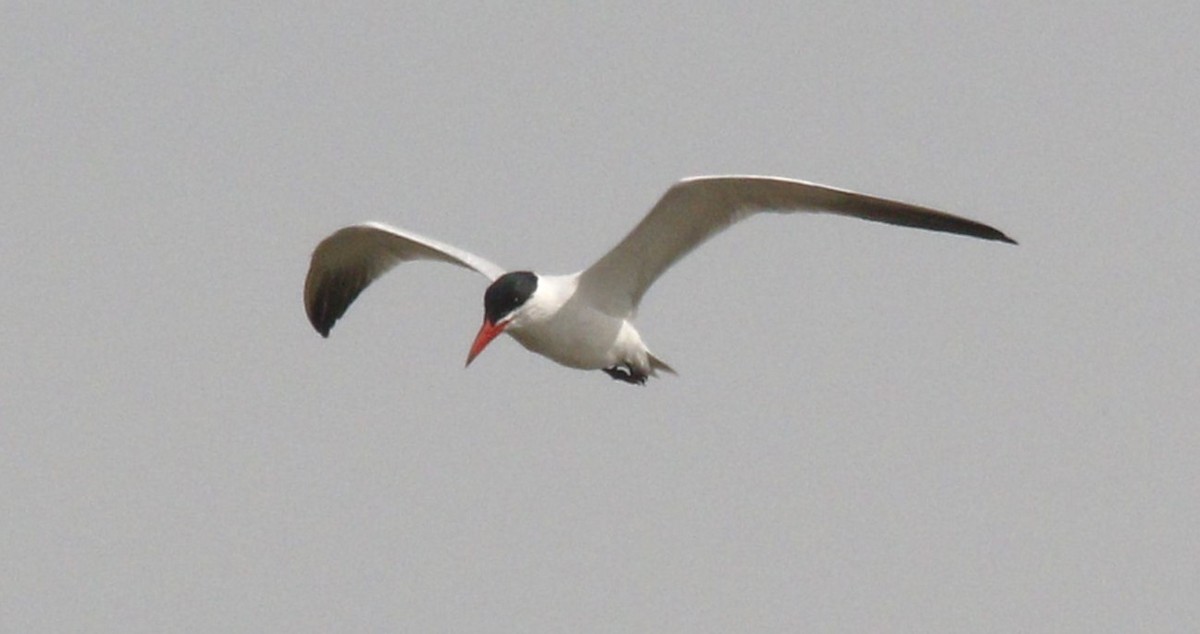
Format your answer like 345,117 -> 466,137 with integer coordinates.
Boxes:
304,175 -> 1016,385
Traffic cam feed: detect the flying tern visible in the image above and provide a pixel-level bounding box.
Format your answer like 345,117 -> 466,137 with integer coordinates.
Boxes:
304,175 -> 1016,385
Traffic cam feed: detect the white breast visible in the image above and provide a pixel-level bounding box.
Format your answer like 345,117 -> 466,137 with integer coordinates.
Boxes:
504,274 -> 652,372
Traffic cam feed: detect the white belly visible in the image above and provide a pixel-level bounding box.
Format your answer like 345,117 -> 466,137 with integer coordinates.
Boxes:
507,303 -> 650,372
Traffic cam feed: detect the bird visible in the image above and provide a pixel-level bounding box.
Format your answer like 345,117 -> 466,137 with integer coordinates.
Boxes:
304,175 -> 1016,385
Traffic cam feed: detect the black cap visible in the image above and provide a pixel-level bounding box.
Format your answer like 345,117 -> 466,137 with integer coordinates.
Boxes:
483,271 -> 538,324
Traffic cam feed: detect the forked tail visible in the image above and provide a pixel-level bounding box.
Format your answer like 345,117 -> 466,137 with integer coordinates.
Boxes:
648,352 -> 676,376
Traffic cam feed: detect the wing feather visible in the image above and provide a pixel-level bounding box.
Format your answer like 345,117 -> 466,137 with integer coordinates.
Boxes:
578,176 -> 1016,315
304,222 -> 505,337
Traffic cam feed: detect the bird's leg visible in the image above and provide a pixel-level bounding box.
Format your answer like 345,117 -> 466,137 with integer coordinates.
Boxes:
603,363 -> 648,386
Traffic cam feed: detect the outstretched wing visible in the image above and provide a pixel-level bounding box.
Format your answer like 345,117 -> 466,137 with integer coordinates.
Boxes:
304,222 -> 506,337
577,176 -> 1016,315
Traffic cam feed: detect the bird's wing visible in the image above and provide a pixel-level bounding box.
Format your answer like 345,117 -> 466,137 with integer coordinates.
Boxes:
304,222 -> 506,337
577,175 -> 1016,315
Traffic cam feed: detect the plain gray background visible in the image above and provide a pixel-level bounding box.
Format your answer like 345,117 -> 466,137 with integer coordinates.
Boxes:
4,2 -> 1198,631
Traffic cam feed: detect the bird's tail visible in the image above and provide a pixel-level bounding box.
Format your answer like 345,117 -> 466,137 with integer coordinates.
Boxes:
648,352 -> 677,377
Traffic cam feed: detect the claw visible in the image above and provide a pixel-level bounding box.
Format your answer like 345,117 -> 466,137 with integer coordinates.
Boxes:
603,364 -> 647,386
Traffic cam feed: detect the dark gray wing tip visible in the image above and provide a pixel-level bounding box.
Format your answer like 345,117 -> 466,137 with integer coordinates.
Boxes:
910,212 -> 1018,246
304,270 -> 367,338
305,293 -> 339,338
988,229 -> 1019,245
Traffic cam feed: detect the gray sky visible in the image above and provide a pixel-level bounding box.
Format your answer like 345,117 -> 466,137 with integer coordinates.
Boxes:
4,2 -> 1198,631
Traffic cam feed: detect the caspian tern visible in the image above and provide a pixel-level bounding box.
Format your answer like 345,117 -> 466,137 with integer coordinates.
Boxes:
304,175 -> 1015,385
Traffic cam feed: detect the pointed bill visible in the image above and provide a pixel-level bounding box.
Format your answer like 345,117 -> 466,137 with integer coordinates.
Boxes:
466,318 -> 507,367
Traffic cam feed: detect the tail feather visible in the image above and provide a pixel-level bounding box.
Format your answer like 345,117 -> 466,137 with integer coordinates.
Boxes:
648,352 -> 676,376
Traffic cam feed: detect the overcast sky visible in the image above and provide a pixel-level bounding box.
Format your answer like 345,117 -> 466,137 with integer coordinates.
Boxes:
4,2 -> 1198,632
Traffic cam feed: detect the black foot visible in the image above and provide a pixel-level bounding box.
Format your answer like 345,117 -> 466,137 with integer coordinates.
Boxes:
603,364 -> 648,386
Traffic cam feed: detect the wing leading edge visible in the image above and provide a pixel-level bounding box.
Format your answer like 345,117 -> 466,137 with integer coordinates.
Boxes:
304,222 -> 506,337
577,176 -> 1016,315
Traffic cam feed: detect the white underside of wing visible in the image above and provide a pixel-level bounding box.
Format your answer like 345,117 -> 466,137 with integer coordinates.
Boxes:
304,222 -> 506,336
327,222 -> 506,281
576,175 -> 1015,316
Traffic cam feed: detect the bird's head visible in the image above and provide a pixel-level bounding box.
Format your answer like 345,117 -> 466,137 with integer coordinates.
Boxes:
466,271 -> 538,366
